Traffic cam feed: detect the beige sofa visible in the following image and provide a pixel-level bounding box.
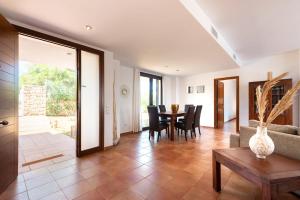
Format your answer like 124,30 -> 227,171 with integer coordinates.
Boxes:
230,121 -> 300,160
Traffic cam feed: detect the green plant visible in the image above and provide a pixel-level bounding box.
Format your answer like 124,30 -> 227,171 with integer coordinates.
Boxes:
20,64 -> 76,116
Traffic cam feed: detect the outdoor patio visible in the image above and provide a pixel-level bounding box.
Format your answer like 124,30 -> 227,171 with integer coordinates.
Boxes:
19,116 -> 76,174
19,132 -> 76,174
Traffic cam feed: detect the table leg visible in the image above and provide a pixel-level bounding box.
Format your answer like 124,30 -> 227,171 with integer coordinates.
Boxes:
170,115 -> 175,141
262,183 -> 272,200
213,154 -> 221,192
151,130 -> 154,137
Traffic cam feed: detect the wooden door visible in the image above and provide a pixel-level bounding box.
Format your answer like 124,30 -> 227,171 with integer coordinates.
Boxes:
217,81 -> 224,128
0,15 -> 18,193
270,80 -> 292,125
249,79 -> 292,125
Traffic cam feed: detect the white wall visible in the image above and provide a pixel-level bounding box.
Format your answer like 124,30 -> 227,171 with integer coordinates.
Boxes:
118,66 -> 134,134
298,50 -> 300,126
104,51 -> 115,147
299,50 -> 300,125
178,50 -> 300,127
163,76 -> 178,110
221,79 -> 236,122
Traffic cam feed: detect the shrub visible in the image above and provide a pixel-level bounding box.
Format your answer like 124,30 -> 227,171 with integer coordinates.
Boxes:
20,64 -> 76,116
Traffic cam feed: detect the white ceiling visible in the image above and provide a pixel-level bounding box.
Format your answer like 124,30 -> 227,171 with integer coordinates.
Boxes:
196,0 -> 300,62
19,35 -> 76,70
0,0 -> 239,76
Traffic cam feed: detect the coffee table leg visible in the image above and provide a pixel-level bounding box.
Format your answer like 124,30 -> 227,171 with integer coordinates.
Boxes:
213,154 -> 221,192
170,115 -> 174,141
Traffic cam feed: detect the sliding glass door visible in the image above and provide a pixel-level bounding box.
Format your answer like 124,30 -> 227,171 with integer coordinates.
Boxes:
140,72 -> 162,130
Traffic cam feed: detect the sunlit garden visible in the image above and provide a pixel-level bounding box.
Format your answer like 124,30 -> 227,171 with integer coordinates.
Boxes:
19,63 -> 77,137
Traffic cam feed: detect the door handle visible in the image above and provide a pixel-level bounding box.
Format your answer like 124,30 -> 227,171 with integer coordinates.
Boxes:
0,120 -> 9,126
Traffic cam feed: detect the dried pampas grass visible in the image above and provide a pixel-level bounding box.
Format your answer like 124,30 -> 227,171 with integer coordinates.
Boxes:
256,72 -> 288,126
256,85 -> 265,126
266,81 -> 300,126
256,72 -> 300,127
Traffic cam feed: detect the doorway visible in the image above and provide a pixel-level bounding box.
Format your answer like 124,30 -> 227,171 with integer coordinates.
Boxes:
214,76 -> 239,132
18,35 -> 77,172
140,72 -> 162,130
15,25 -> 104,170
0,15 -> 105,193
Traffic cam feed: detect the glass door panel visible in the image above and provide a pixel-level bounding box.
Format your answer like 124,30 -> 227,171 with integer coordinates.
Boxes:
140,73 -> 162,130
80,51 -> 100,151
152,79 -> 157,106
140,76 -> 150,128
152,79 -> 161,106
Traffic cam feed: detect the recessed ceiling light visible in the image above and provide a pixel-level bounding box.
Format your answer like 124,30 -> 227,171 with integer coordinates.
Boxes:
85,25 -> 93,31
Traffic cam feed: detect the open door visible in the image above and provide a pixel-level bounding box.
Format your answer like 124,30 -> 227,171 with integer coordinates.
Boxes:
77,50 -> 104,156
0,15 -> 18,193
217,81 -> 224,128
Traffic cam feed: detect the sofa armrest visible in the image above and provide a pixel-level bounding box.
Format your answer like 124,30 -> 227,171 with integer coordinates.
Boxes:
230,133 -> 240,148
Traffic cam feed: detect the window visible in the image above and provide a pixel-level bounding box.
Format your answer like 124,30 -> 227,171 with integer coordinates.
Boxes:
140,72 -> 163,129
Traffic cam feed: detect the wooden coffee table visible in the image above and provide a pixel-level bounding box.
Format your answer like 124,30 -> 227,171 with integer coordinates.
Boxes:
212,148 -> 300,200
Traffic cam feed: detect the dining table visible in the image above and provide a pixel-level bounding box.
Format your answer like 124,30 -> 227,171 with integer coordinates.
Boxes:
159,111 -> 185,141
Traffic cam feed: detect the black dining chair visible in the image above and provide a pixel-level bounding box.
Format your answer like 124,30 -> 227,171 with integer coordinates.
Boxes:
175,106 -> 195,141
184,104 -> 194,112
158,105 -> 171,134
147,106 -> 169,142
192,105 -> 203,137
178,104 -> 194,122
158,105 -> 166,113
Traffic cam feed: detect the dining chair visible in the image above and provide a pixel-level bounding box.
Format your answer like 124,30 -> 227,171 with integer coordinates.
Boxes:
193,105 -> 203,137
175,106 -> 195,141
147,106 -> 169,142
158,105 -> 171,134
178,104 -> 194,123
184,104 -> 194,112
158,105 -> 166,112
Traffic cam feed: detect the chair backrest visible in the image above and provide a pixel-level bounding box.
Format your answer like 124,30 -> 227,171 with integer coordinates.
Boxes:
147,106 -> 159,130
158,105 -> 166,112
184,104 -> 194,112
194,105 -> 203,126
158,105 -> 167,120
184,106 -> 195,130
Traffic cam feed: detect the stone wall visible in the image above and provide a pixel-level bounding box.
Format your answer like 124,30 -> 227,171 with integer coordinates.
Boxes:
20,85 -> 47,116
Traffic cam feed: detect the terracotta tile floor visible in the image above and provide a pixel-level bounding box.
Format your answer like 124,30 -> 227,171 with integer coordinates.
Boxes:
2,123 -> 299,200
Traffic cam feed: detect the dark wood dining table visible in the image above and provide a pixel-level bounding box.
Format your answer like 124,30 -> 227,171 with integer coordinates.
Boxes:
159,111 -> 185,141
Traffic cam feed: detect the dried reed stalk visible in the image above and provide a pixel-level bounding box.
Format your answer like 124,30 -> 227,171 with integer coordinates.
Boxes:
256,86 -> 265,126
266,81 -> 300,126
256,72 -> 288,126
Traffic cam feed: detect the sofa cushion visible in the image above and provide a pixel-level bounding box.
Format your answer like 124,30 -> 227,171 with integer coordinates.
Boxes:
249,120 -> 298,135
249,120 -> 259,128
239,126 -> 300,160
271,124 -> 298,135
